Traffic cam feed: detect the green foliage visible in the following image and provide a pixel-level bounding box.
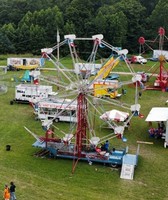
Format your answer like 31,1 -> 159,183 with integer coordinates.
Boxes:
114,0 -> 146,52
65,0 -> 94,36
147,0 -> 168,35
0,0 -> 165,55
140,0 -> 159,15
94,5 -> 128,48
0,32 -> 15,54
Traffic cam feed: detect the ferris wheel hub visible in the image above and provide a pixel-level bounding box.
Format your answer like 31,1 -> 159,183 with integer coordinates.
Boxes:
158,54 -> 165,62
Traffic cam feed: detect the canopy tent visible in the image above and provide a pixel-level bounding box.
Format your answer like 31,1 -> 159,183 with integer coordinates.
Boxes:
100,109 -> 129,122
145,107 -> 168,148
21,70 -> 31,82
145,107 -> 168,122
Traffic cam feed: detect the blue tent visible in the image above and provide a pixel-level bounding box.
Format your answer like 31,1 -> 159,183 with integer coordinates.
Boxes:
21,70 -> 31,82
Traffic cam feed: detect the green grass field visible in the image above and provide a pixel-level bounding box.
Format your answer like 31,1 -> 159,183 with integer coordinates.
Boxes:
0,57 -> 168,200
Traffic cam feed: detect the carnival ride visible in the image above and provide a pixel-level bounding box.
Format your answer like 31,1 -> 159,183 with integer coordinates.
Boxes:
25,34 -> 143,177
139,27 -> 168,91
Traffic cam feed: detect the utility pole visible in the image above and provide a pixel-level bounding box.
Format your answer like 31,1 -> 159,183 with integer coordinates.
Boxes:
57,28 -> 60,90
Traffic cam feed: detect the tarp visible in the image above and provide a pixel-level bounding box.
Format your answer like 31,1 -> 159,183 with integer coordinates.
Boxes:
32,140 -> 45,148
21,70 -> 31,82
100,109 -> 129,122
145,107 -> 168,122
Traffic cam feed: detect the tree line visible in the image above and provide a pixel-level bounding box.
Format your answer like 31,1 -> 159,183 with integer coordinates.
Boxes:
0,0 -> 167,56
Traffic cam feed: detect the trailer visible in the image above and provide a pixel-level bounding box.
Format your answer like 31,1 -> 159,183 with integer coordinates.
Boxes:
36,98 -> 77,122
7,57 -> 44,70
93,79 -> 119,98
11,84 -> 53,104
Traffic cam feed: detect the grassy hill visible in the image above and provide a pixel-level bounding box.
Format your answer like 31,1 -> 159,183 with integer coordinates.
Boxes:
0,57 -> 168,200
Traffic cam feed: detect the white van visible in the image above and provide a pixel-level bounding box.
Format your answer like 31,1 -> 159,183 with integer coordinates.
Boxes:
131,55 -> 147,64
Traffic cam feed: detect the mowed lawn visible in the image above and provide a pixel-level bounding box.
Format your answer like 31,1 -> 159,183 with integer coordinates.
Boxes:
0,58 -> 168,200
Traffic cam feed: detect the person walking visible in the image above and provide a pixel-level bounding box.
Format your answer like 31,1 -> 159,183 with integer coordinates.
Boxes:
3,184 -> 10,200
104,140 -> 109,151
9,182 -> 16,200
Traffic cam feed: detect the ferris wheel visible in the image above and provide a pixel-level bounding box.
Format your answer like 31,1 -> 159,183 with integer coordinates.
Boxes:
28,33 -> 143,172
139,27 -> 168,91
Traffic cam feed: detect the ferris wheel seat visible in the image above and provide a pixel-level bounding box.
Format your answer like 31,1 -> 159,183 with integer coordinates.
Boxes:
42,119 -> 53,131
64,34 -> 76,40
92,34 -> 104,41
132,74 -> 142,83
41,48 -> 53,54
105,152 -> 110,157
118,49 -> 128,56
63,134 -> 73,142
90,137 -> 100,146
114,126 -> 125,135
131,104 -> 141,112
99,151 -> 106,156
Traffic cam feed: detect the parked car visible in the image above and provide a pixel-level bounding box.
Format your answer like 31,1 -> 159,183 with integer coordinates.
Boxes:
131,55 -> 147,64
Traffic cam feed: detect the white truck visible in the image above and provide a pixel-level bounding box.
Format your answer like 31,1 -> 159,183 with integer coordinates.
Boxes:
11,84 -> 53,104
131,55 -> 147,64
153,50 -> 168,61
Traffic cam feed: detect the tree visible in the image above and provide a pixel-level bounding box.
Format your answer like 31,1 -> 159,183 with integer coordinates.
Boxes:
29,24 -> 46,55
0,23 -> 16,53
94,5 -> 127,54
0,0 -> 61,25
65,0 -> 94,36
139,0 -> 159,16
16,22 -> 31,53
0,32 -> 15,54
147,0 -> 168,33
114,0 -> 146,53
0,0 -> 162,54
14,6 -> 64,53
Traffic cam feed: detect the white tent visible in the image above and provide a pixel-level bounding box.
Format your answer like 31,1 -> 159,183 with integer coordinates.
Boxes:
100,109 -> 129,122
145,107 -> 168,148
145,107 -> 168,122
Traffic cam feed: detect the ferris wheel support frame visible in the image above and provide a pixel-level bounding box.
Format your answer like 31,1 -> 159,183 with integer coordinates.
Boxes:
32,34 -> 142,175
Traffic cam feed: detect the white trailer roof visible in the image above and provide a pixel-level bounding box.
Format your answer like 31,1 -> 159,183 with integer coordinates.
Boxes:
145,107 -> 168,122
16,84 -> 52,90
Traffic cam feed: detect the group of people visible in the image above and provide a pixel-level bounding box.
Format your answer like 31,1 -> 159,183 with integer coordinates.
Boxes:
148,121 -> 166,139
3,182 -> 16,200
100,140 -> 109,152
